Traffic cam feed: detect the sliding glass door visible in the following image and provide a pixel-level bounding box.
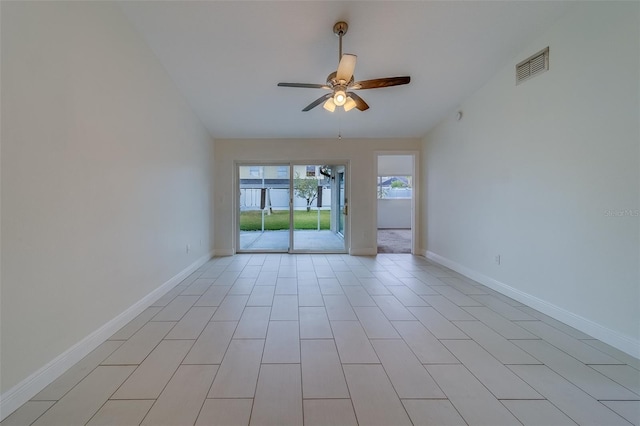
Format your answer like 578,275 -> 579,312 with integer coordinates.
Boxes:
238,164 -> 290,252
291,164 -> 346,252
237,163 -> 347,253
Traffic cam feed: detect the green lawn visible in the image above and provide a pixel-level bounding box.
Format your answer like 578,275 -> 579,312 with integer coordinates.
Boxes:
240,210 -> 330,231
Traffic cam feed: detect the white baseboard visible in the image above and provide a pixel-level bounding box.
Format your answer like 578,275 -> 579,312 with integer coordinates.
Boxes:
214,248 -> 234,256
425,251 -> 640,360
349,247 -> 377,256
0,251 -> 213,422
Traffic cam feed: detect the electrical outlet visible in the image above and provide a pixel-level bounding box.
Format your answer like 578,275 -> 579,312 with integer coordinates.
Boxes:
495,255 -> 501,265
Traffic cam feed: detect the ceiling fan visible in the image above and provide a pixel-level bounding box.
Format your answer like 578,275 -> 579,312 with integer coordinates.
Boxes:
277,21 -> 410,112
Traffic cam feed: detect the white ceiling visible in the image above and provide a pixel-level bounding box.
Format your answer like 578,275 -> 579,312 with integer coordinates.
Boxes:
120,1 -> 573,139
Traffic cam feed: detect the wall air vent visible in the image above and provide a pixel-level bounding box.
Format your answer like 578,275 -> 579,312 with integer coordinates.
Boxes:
516,47 -> 549,85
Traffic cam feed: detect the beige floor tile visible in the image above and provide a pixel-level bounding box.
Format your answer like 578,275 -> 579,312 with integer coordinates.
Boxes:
270,295 -> 299,320
34,340 -> 123,400
228,278 -> 256,295
509,365 -> 631,426
32,366 -> 135,426
315,266 -> 336,279
372,295 -> 415,320
323,295 -> 357,320
211,295 -> 248,320
218,270 -> 242,283
602,401 -> 640,426
183,321 -> 237,364
387,286 -> 429,306
438,276 -> 487,294
501,400 -> 578,426
151,285 -> 187,307
359,278 -> 392,295
301,340 -> 349,398
250,364 -> 303,426
334,271 -> 360,285
209,339 -> 265,398
303,399 -> 358,426
583,340 -> 640,370
256,271 -> 278,285
426,364 -> 521,426
371,339 -> 445,398
353,306 -> 400,338
514,340 -> 639,400
241,265 -> 263,278
591,364 -> 640,395
275,277 -> 298,294
453,320 -> 540,364
112,340 -> 193,399
152,295 -> 199,321
195,285 -> 231,306
141,365 -> 217,425
181,278 -> 215,295
331,321 -> 379,364
408,307 -> 469,339
234,306 -> 271,338
87,400 -> 154,426
391,320 -> 459,364
297,284 -> 324,306
0,401 -> 54,426
108,307 -> 163,340
374,271 -> 405,286
196,399 -> 253,426
517,306 -> 593,339
471,295 -> 536,320
343,364 -> 412,426
263,321 -> 300,363
442,339 -> 542,399
102,321 -> 175,365
517,321 -> 622,364
462,306 -> 538,339
402,399 -> 467,426
422,295 -> 475,320
247,285 -> 275,306
429,285 -> 482,306
165,306 -> 216,339
318,278 -> 344,294
342,286 -> 377,307
299,306 -> 332,338
398,277 -> 440,295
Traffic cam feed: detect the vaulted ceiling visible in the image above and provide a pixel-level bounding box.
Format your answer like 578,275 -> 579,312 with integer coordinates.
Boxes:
120,1 -> 573,139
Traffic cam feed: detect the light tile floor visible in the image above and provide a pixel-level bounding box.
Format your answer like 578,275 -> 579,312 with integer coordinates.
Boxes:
3,254 -> 639,426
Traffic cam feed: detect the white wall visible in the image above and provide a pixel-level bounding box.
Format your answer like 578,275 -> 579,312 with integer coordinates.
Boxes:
378,199 -> 411,228
1,0 -> 214,401
421,2 -> 639,356
214,139 -> 421,255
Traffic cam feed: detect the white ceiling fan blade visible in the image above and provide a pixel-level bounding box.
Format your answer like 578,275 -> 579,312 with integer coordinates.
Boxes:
336,54 -> 357,83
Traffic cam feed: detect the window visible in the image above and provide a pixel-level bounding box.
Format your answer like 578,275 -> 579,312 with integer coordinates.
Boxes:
277,166 -> 289,178
249,166 -> 261,177
377,176 -> 412,199
306,165 -> 316,177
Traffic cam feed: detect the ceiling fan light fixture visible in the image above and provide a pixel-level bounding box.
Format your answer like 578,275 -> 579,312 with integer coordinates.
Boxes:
343,97 -> 357,112
323,98 -> 336,112
334,90 -> 347,106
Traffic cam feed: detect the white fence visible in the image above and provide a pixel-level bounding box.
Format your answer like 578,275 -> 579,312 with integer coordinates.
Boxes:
240,188 -> 332,211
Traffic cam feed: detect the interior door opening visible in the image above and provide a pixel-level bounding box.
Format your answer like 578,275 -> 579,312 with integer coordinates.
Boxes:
377,154 -> 414,254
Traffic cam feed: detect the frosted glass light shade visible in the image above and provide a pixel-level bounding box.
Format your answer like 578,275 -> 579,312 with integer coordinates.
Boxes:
323,98 -> 336,112
343,97 -> 357,112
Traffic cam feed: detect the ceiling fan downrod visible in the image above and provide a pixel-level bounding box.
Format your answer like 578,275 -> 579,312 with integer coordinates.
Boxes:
333,21 -> 348,61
